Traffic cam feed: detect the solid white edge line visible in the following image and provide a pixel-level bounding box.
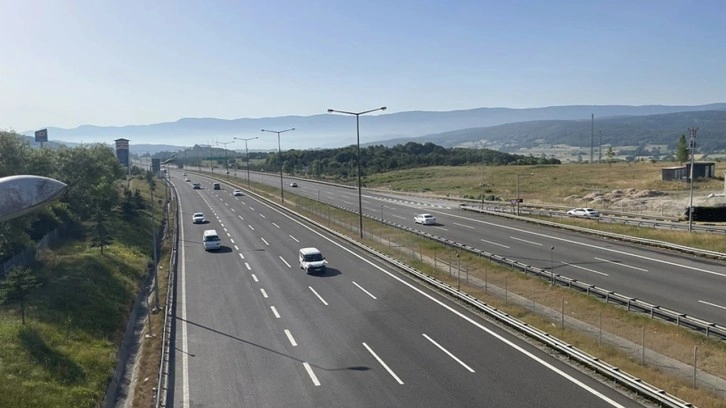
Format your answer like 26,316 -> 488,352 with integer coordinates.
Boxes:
284,329 -> 297,346
308,286 -> 328,305
422,333 -> 475,373
303,362 -> 320,386
362,342 -> 404,385
181,208 -> 190,407
352,281 -> 377,300
270,306 -> 280,318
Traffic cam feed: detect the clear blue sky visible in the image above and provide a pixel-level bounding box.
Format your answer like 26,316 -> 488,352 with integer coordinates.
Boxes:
2,0 -> 724,134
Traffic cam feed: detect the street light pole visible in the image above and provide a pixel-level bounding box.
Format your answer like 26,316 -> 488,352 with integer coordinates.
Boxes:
261,128 -> 295,203
515,173 -> 534,216
688,127 -> 698,232
216,140 -> 235,179
327,106 -> 387,238
234,136 -> 258,188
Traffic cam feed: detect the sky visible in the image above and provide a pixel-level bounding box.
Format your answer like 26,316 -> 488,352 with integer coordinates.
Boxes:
2,0 -> 725,148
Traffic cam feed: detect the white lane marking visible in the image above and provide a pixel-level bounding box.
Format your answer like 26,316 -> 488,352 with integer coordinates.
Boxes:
284,329 -> 297,346
510,236 -> 543,246
251,274 -> 258,282
594,257 -> 648,272
434,226 -> 449,231
234,245 -> 239,250
343,200 -> 354,205
261,237 -> 270,246
244,262 -> 251,270
699,300 -> 726,310
303,362 -> 320,386
453,222 -> 475,230
481,239 -> 510,248
562,262 -> 609,276
446,211 -> 726,278
362,342 -> 404,385
352,281 -> 377,300
270,306 -> 280,318
422,333 -> 475,373
223,227 -> 228,233
260,213 -> 266,219
238,215 -> 244,221
260,288 -> 268,298
231,208 -> 235,212
180,211 -> 191,407
244,189 -> 628,406
272,222 -> 280,228
309,286 -> 328,305
249,206 -> 255,211
239,253 -> 245,260
248,225 -> 255,231
279,257 -> 291,268
391,214 -> 407,220
289,234 -> 300,243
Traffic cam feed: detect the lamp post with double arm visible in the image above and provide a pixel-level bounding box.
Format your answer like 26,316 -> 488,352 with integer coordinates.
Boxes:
234,136 -> 258,188
327,106 -> 387,238
261,128 -> 295,203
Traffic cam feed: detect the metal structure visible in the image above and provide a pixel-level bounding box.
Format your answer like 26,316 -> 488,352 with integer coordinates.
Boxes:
234,136 -> 259,188
216,140 -> 235,179
688,127 -> 698,232
261,128 -> 295,203
327,106 -> 387,238
515,173 -> 534,216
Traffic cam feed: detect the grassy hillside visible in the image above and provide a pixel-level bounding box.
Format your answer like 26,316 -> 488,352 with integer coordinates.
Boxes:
0,177 -> 163,408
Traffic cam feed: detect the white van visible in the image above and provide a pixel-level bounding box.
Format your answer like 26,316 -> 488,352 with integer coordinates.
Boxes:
203,229 -> 221,251
299,247 -> 326,274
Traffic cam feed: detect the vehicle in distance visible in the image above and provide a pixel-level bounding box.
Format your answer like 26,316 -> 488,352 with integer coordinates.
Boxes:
299,247 -> 326,274
567,208 -> 600,217
193,182 -> 201,189
233,189 -> 243,196
185,178 -> 190,182
192,212 -> 206,224
290,182 -> 298,187
202,229 -> 221,251
213,182 -> 221,190
414,213 -> 437,225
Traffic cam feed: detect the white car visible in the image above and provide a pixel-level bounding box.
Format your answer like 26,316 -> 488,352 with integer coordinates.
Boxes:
233,189 -> 243,196
192,212 -> 206,224
414,213 -> 437,225
567,208 -> 600,218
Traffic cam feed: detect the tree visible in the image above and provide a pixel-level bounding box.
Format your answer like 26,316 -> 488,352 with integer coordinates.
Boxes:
0,266 -> 40,324
91,205 -> 113,253
606,147 -> 616,166
676,134 -> 689,164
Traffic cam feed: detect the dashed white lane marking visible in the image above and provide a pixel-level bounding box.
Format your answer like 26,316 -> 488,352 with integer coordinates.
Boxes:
284,329 -> 297,346
279,257 -> 291,268
260,288 -> 268,298
562,262 -> 609,276
251,274 -> 258,282
362,342 -> 404,385
270,306 -> 280,318
260,214 -> 266,219
353,281 -> 377,300
248,225 -> 255,231
594,257 -> 648,272
261,237 -> 270,246
510,236 -> 542,246
303,362 -> 320,386
272,222 -> 280,228
699,300 -> 726,310
239,253 -> 245,260
244,262 -> 251,270
289,234 -> 299,243
480,238 -> 510,248
308,286 -> 328,306
422,333 -> 475,373
452,222 -> 475,229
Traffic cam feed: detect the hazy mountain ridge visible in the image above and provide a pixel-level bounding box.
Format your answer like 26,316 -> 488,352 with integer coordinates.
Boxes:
21,104 -> 726,150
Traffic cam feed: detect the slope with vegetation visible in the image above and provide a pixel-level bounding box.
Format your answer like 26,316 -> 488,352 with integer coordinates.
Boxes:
0,131 -> 162,407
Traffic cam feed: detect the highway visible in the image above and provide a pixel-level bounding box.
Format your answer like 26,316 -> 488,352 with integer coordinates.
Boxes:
169,170 -> 646,407
223,170 -> 726,327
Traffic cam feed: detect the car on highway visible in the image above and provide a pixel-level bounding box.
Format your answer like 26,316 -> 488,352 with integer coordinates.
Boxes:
192,212 -> 206,224
414,213 -> 437,225
185,178 -> 190,182
290,182 -> 298,187
299,247 -> 326,274
233,189 -> 243,196
202,229 -> 221,251
566,207 -> 600,218
193,182 -> 201,189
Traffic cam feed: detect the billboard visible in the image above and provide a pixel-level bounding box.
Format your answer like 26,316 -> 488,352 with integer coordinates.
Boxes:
34,129 -> 48,143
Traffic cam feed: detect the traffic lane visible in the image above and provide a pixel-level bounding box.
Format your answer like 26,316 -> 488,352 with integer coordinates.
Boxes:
211,193 -> 645,407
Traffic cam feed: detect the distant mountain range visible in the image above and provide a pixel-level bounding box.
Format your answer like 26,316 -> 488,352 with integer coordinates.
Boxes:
21,103 -> 726,153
